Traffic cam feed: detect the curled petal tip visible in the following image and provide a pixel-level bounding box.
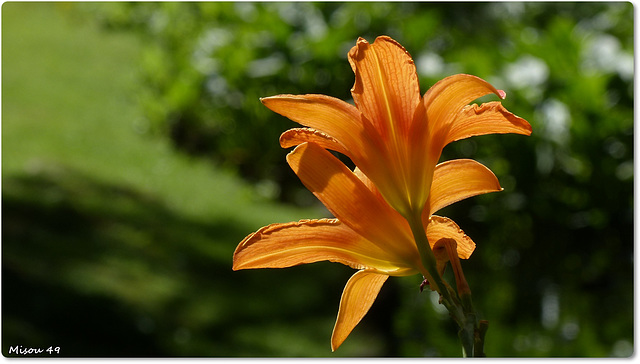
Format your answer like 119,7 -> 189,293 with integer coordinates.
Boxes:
497,89 -> 507,99
260,95 -> 284,104
259,97 -> 269,105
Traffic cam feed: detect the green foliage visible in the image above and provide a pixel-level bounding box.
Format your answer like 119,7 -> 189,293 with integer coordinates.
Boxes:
2,2 -> 354,357
3,2 -> 633,358
91,3 -> 633,355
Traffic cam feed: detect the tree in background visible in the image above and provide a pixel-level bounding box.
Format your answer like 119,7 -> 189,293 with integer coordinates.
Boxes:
85,2 -> 633,356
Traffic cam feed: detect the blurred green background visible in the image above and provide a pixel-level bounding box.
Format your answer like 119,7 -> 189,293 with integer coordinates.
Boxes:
2,2 -> 633,357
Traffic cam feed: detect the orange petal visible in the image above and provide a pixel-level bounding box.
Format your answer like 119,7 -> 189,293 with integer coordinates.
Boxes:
331,270 -> 388,351
279,128 -> 350,157
427,159 -> 502,216
425,215 -> 476,259
348,36 -> 421,140
445,101 -> 532,145
286,142 -> 419,266
233,218 -> 416,275
424,74 -> 503,156
352,167 -> 384,200
405,98 -> 436,212
261,94 -> 365,157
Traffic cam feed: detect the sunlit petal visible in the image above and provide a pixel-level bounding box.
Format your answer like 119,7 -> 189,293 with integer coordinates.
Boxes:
353,167 -> 383,199
348,36 -> 421,138
239,36 -> 533,352
424,74 -> 504,156
424,74 -> 504,119
445,101 -> 533,145
406,99 -> 435,212
286,142 -> 420,266
346,36 -> 425,215
261,94 -> 365,157
233,218 -> 416,275
331,270 -> 388,351
427,159 -> 502,216
426,215 -> 476,259
279,128 -> 350,156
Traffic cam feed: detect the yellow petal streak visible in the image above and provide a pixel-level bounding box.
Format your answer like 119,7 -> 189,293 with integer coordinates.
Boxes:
287,142 -> 419,266
347,36 -> 424,215
233,218 -> 416,275
348,36 -> 420,139
331,270 -> 388,351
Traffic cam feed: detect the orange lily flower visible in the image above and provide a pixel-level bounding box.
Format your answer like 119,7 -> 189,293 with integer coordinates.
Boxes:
233,36 -> 531,351
234,142 -> 503,351
264,36 -> 531,218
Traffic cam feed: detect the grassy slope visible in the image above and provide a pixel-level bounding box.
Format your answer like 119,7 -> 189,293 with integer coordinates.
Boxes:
2,2 -> 313,226
2,3 -> 381,357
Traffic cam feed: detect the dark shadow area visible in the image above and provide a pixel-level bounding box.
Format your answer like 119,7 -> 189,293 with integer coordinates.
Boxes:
2,163 -> 396,356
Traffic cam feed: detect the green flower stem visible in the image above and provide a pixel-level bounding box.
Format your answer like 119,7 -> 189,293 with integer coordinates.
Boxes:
475,320 -> 489,357
405,211 -> 484,357
405,213 -> 463,323
459,318 -> 476,357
